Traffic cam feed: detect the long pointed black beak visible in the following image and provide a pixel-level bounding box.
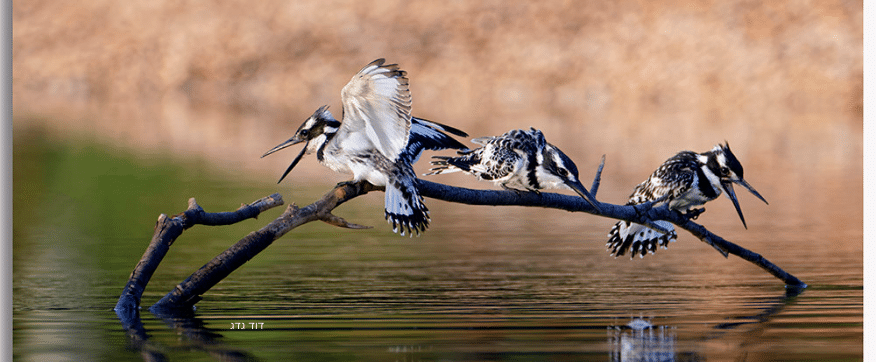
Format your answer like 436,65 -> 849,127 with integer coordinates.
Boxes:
722,178 -> 768,229
261,137 -> 308,184
735,178 -> 768,205
567,179 -> 601,213
262,136 -> 303,158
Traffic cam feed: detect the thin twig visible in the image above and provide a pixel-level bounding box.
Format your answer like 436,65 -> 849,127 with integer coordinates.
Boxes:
590,154 -> 606,196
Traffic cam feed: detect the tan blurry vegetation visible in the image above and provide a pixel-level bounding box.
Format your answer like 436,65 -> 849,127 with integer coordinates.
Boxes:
12,0 -> 861,183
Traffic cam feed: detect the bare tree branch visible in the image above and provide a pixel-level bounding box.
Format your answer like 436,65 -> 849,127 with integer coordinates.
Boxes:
114,194 -> 284,320
416,179 -> 805,288
148,182 -> 379,313
119,165 -> 803,315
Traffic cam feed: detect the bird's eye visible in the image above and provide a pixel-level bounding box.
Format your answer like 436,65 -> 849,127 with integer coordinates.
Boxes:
300,129 -> 309,137
558,169 -> 568,177
720,167 -> 730,175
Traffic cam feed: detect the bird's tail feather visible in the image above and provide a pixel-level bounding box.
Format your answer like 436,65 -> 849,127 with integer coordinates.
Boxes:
425,156 -> 461,175
425,147 -> 482,176
384,178 -> 429,236
607,220 -> 676,259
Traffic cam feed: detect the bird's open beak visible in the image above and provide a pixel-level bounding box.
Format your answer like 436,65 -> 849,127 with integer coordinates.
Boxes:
722,178 -> 768,229
567,180 -> 601,213
261,136 -> 308,184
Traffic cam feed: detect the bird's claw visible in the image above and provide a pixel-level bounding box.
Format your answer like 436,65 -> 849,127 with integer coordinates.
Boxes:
335,180 -> 358,188
684,208 -> 705,220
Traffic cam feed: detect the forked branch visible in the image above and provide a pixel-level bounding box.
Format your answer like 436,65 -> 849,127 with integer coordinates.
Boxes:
115,194 -> 283,320
148,181 -> 379,313
117,161 -> 804,316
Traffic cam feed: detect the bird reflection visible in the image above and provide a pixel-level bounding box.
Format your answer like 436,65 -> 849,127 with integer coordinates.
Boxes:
608,318 -> 676,362
607,287 -> 803,361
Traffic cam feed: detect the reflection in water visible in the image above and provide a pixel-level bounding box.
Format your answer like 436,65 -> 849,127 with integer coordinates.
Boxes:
607,287 -> 803,362
115,289 -> 802,362
713,286 -> 804,330
119,310 -> 168,362
608,318 -> 677,362
13,134 -> 861,360
159,314 -> 260,362
119,308 -> 259,362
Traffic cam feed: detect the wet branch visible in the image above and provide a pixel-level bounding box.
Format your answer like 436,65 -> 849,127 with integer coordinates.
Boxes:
419,180 -> 805,287
118,160 -> 803,316
148,181 -> 379,313
417,168 -> 805,288
114,194 -> 283,319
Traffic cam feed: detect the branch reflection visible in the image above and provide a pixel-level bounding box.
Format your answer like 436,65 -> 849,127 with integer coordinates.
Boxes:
607,287 -> 803,361
117,308 -> 259,362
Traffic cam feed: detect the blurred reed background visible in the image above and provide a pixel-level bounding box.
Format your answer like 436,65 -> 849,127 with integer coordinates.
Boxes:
12,0 -> 861,195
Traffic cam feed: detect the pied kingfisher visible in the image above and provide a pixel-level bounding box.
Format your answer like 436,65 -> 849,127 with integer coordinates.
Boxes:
426,128 -> 600,211
261,59 -> 468,236
607,142 -> 768,258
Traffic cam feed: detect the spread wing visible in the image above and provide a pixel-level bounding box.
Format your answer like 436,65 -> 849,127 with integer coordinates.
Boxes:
339,58 -> 412,161
400,117 -> 469,164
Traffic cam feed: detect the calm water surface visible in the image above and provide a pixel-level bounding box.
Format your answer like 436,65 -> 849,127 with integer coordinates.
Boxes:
13,130 -> 862,361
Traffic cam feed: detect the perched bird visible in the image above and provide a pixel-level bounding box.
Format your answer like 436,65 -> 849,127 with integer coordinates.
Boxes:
427,128 -> 600,210
607,142 -> 768,258
261,59 -> 468,236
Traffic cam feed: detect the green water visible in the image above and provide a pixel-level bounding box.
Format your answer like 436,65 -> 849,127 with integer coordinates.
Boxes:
13,127 -> 863,361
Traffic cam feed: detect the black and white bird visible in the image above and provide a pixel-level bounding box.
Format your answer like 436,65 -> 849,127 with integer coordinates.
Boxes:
427,128 -> 600,211
607,142 -> 768,258
261,59 -> 468,236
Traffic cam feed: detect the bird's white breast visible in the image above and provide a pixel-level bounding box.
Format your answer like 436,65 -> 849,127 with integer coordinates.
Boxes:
321,134 -> 391,186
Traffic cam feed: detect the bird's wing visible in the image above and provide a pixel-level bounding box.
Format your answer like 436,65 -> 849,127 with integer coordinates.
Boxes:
340,58 -> 412,161
629,153 -> 697,204
411,117 -> 468,138
401,117 -> 469,164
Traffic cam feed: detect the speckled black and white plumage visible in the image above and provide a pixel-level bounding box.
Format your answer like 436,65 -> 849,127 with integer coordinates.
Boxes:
427,128 -> 600,210
261,59 -> 469,236
428,128 -> 542,190
607,142 -> 768,259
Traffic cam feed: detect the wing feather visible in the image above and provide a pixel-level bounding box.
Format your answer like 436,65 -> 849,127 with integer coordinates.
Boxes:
340,59 -> 412,161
